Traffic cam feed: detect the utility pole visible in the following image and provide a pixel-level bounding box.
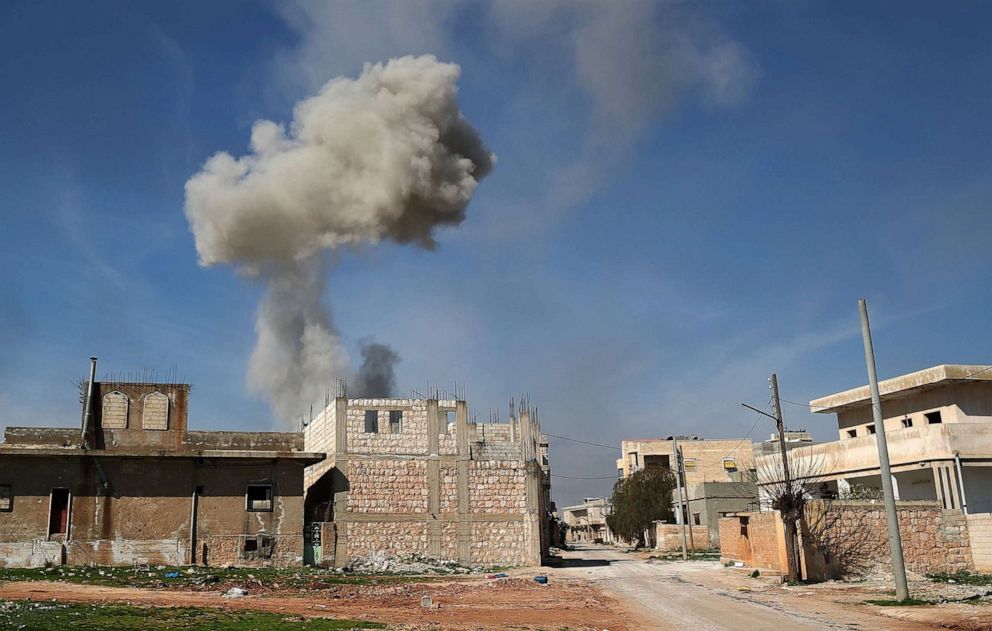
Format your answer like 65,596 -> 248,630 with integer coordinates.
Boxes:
859,298 -> 909,601
677,443 -> 696,551
769,373 -> 800,582
673,435 -> 688,560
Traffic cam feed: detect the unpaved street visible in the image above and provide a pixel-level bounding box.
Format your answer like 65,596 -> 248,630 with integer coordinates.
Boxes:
553,544 -> 941,630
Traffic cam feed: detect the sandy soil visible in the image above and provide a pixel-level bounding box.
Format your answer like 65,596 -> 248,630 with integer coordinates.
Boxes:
0,576 -> 632,630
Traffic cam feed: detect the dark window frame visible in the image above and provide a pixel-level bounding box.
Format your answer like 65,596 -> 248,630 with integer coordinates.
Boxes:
901,417 -> 913,428
246,484 -> 273,512
364,410 -> 378,433
389,410 -> 403,434
0,484 -> 11,512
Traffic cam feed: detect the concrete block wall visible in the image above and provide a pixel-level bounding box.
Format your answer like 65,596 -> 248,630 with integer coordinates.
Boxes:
653,523 -> 711,551
966,513 -> 992,572
304,397 -> 545,568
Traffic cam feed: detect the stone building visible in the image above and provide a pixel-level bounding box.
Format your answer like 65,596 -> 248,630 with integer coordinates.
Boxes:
302,396 -> 550,567
617,437 -> 757,545
0,365 -> 323,568
755,363 -> 992,572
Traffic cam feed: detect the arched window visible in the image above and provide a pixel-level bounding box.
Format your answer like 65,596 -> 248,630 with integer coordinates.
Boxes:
101,391 -> 129,429
142,391 -> 169,430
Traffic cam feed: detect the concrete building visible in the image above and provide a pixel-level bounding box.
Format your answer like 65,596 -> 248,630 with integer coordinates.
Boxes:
754,364 -> 992,572
617,437 -> 757,545
753,430 -> 815,456
302,396 -> 551,568
0,376 -> 324,568
561,497 -> 614,544
757,365 -> 992,511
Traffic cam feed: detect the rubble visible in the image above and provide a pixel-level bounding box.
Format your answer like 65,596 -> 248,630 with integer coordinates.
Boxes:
344,551 -> 477,575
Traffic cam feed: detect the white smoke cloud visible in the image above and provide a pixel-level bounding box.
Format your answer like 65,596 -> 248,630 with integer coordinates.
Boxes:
185,55 -> 493,424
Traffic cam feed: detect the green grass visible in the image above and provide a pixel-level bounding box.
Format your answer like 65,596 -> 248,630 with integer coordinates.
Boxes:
864,598 -> 936,607
926,570 -> 992,586
0,601 -> 385,630
0,565 -> 438,590
649,549 -> 721,562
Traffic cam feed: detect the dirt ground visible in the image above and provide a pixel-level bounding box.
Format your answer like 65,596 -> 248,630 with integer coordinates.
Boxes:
0,576 -> 634,630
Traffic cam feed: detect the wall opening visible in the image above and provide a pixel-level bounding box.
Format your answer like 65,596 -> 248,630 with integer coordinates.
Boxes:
926,411 -> 943,424
364,410 -> 378,433
0,484 -> 11,512
246,484 -> 273,512
389,410 -> 403,434
48,488 -> 70,537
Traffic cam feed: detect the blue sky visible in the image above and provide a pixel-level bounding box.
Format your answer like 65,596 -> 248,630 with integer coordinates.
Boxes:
2,1 -> 991,506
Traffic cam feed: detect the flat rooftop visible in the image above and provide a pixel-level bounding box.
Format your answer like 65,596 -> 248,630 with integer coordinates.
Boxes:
810,364 -> 992,414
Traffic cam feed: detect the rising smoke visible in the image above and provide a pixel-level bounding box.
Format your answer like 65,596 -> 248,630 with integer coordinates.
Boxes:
351,341 -> 401,398
185,55 -> 493,424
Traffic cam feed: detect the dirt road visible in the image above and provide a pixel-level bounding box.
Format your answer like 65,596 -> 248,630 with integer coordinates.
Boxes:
553,543 -> 940,630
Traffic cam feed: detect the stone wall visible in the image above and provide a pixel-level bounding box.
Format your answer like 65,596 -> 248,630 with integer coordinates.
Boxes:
303,397 -> 545,568
653,523 -> 711,551
720,501 -> 977,581
0,454 -> 307,568
801,500 -> 973,579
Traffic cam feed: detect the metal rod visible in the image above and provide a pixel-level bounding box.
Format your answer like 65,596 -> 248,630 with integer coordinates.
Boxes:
954,452 -> 969,515
859,298 -> 909,601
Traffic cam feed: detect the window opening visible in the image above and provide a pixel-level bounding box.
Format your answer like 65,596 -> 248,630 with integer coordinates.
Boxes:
364,410 -> 378,433
49,489 -> 70,536
246,485 -> 273,512
389,410 -> 403,433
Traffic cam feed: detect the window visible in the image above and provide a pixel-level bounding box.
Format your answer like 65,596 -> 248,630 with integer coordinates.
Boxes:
867,425 -> 876,435
439,410 -> 454,434
682,459 -> 697,472
0,485 -> 11,512
389,410 -> 403,434
722,458 -> 737,471
926,411 -> 943,425
246,485 -> 273,512
846,429 -> 857,438
644,455 -> 670,470
48,489 -> 70,536
141,391 -> 169,430
692,513 -> 701,526
364,410 -> 378,433
628,452 -> 639,469
901,418 -> 913,428
101,391 -> 129,429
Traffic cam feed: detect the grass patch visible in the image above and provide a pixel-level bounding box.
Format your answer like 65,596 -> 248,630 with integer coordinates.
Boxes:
0,601 -> 384,630
0,565 -> 438,590
927,571 -> 992,586
649,549 -> 721,562
864,598 -> 936,607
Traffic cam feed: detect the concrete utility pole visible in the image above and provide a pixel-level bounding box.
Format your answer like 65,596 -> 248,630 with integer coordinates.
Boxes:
769,374 -> 793,514
673,435 -> 689,560
859,298 -> 909,601
770,373 -> 800,582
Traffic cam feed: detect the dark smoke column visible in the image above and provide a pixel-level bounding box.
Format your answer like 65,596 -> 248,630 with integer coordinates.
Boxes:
184,55 -> 493,426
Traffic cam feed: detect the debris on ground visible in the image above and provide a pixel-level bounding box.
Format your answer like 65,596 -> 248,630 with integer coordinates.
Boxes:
344,551 -> 478,575
222,587 -> 248,599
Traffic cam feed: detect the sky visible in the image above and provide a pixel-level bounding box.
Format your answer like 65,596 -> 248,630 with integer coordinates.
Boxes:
2,1 -> 992,507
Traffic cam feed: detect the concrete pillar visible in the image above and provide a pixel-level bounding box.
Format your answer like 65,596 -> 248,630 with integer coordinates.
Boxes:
426,399 -> 442,557
455,400 -> 471,564
332,397 -> 349,567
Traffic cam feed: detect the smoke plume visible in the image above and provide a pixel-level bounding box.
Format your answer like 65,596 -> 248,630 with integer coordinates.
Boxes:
184,55 -> 493,424
351,341 -> 401,398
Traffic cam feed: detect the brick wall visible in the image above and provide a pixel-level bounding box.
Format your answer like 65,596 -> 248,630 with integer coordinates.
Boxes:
966,513 -> 992,572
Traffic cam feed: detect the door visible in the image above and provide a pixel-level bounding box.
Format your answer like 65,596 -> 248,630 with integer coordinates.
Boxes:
49,489 -> 70,538
304,521 -> 322,566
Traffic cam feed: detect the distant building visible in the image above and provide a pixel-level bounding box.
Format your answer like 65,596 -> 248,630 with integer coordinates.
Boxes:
753,430 -> 815,456
561,497 -> 613,544
616,437 -> 757,545
0,368 -> 324,568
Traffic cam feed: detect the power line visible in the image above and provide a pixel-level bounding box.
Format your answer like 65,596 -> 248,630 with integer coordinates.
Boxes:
543,432 -> 618,451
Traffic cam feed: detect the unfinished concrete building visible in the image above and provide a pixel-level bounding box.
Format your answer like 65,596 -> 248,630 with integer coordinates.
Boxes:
0,363 -> 324,568
302,396 -> 551,567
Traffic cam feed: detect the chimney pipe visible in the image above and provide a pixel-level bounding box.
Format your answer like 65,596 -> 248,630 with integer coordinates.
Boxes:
80,357 -> 97,447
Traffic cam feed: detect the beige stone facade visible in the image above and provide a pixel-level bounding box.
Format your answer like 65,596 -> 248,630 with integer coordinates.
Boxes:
303,397 -> 550,568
